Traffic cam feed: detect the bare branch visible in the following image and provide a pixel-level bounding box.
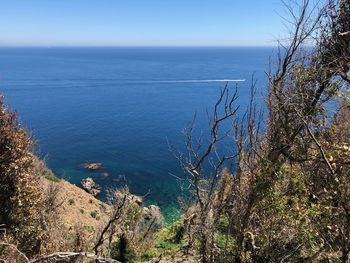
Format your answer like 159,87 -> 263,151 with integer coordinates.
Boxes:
0,242 -> 30,263
303,121 -> 335,175
30,251 -> 119,263
94,190 -> 128,255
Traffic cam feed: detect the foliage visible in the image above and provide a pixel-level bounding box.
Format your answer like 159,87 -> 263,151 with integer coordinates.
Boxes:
110,234 -> 136,263
0,1 -> 349,262
0,96 -> 44,256
141,222 -> 187,260
176,1 -> 350,262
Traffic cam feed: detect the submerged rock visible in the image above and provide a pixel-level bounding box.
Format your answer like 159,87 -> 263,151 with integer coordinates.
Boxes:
80,177 -> 102,196
82,162 -> 102,171
100,172 -> 109,177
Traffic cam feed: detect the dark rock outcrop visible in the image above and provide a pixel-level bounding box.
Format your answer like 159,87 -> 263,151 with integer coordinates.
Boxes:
80,177 -> 101,196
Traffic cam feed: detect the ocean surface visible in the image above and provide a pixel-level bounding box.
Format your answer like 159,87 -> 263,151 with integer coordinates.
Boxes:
0,47 -> 272,222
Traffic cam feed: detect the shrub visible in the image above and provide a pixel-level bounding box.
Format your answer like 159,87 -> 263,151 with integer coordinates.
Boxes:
110,234 -> 136,263
90,211 -> 98,218
0,96 -> 44,256
173,224 -> 185,244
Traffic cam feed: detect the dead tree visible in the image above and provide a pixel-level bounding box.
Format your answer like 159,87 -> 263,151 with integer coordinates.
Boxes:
94,188 -> 130,257
175,81 -> 263,262
176,83 -> 238,262
267,0 -> 327,164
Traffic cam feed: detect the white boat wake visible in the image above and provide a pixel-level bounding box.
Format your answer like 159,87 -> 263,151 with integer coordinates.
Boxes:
146,79 -> 246,83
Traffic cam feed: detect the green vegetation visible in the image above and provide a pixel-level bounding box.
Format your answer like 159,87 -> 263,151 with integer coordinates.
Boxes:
90,210 -> 98,218
68,198 -> 75,205
142,221 -> 187,260
167,1 -> 350,262
0,0 -> 349,262
111,234 -> 136,262
45,174 -> 60,182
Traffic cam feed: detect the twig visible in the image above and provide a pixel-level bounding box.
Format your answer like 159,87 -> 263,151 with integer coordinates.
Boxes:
303,120 -> 335,175
0,242 -> 30,263
30,252 -> 119,262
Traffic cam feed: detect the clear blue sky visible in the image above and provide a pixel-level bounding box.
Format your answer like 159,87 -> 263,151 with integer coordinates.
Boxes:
0,0 -> 286,47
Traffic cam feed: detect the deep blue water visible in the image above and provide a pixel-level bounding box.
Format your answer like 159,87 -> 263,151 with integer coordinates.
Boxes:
0,47 -> 272,222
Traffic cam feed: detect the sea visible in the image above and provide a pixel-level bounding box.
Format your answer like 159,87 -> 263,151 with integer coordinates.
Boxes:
0,47 -> 273,223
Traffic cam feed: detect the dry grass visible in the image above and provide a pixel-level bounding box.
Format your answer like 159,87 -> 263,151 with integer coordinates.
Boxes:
41,178 -> 111,231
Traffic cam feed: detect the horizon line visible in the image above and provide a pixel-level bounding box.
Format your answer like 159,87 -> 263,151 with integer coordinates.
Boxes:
0,44 -> 278,48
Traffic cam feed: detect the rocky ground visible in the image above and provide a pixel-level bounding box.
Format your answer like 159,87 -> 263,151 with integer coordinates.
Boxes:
42,177 -> 111,230
41,176 -> 165,237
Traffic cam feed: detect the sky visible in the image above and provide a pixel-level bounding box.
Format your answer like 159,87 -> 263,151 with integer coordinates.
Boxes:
0,0 -> 287,47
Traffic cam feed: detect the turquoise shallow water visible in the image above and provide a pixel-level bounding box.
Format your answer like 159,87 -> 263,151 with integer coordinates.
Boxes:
0,47 -> 272,222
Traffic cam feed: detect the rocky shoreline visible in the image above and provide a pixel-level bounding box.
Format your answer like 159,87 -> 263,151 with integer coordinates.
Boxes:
79,176 -> 164,229
80,177 -> 102,196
